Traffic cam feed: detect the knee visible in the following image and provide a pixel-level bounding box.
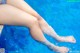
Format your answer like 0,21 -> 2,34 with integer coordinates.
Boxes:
29,18 -> 39,27
39,18 -> 48,26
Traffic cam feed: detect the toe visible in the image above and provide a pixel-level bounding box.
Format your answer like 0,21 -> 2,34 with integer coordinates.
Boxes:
72,37 -> 76,43
69,36 -> 76,43
66,47 -> 69,50
66,48 -> 69,52
73,39 -> 76,43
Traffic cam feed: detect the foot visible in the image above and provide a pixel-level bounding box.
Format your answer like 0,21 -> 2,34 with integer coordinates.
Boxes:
55,46 -> 69,53
48,44 -> 69,53
58,36 -> 76,43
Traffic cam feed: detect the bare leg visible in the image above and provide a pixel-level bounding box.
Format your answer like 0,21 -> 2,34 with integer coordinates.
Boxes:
7,0 -> 44,20
7,0 -> 76,43
38,18 -> 76,43
0,4 -> 69,53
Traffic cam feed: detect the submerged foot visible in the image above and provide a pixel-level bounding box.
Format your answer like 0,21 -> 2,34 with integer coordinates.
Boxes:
49,45 -> 69,53
56,46 -> 69,53
58,35 -> 76,43
48,44 -> 69,53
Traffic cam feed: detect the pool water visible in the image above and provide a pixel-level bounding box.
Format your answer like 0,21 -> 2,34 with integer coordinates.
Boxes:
0,0 -> 80,53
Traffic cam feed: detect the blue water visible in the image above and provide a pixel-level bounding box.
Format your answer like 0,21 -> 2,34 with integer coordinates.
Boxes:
0,0 -> 80,53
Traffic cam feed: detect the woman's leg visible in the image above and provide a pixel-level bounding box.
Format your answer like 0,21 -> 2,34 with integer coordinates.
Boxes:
38,18 -> 76,43
0,4 -> 69,53
7,0 -> 41,20
7,0 -> 76,43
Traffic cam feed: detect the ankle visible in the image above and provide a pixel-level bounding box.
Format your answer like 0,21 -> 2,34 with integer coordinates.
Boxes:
42,40 -> 56,48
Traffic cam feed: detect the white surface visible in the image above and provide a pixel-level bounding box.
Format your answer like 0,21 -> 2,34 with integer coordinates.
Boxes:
0,25 -> 3,34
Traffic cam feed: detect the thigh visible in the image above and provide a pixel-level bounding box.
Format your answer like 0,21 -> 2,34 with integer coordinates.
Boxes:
0,4 -> 37,27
